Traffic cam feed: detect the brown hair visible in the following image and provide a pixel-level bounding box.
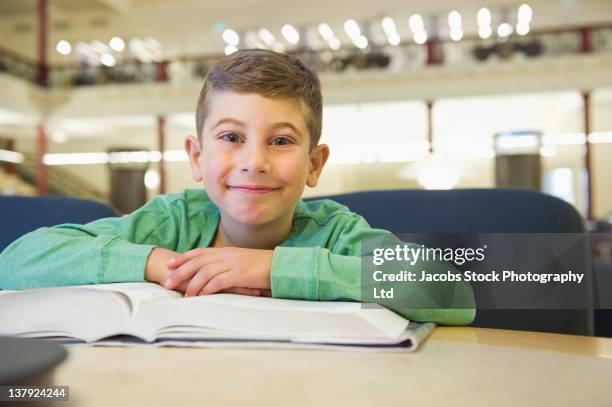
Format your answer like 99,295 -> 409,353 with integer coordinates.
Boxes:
195,49 -> 322,150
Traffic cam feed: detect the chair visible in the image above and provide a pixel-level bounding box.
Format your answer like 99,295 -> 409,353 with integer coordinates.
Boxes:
0,195 -> 119,253
308,188 -> 592,336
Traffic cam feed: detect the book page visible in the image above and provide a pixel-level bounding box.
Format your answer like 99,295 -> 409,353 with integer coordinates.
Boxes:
86,282 -> 182,317
0,284 -> 411,346
131,294 -> 409,344
0,286 -> 130,342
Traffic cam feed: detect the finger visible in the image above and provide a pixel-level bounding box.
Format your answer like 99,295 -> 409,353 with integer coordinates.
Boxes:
161,280 -> 188,293
176,281 -> 189,293
199,272 -> 234,296
220,287 -> 262,296
167,247 -> 218,269
164,255 -> 218,290
167,247 -> 211,269
184,262 -> 229,297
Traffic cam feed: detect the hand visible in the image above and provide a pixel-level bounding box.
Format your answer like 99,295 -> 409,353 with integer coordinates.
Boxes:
145,247 -> 182,287
163,247 -> 273,297
146,248 -> 267,296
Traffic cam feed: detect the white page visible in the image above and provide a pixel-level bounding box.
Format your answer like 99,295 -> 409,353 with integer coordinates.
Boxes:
0,283 -> 410,346
94,322 -> 436,352
131,293 -> 409,344
86,282 -> 181,317
0,286 -> 130,342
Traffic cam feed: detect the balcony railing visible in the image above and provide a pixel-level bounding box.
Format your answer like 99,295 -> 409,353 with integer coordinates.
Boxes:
0,24 -> 610,89
17,153 -> 110,203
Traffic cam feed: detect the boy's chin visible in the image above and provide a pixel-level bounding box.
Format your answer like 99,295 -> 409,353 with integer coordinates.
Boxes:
223,209 -> 272,225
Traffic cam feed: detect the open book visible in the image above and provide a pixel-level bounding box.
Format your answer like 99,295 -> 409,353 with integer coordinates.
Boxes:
0,283 -> 434,351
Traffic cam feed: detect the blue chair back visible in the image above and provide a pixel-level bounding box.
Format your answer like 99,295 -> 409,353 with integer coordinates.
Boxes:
308,188 -> 590,335
0,195 -> 119,253
314,188 -> 584,233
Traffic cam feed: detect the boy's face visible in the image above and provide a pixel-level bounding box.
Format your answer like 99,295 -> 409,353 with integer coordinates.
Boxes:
186,90 -> 328,227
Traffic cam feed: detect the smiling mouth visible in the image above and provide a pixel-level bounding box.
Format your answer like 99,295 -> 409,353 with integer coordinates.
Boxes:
227,185 -> 280,195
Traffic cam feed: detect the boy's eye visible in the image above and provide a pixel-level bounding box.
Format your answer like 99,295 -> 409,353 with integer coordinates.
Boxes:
220,133 -> 242,143
271,137 -> 293,146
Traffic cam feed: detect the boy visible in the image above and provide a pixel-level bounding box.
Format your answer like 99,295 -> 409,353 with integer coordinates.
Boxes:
0,49 -> 474,325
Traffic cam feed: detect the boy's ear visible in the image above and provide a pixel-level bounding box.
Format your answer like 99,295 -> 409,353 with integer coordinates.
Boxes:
306,144 -> 330,188
184,135 -> 203,182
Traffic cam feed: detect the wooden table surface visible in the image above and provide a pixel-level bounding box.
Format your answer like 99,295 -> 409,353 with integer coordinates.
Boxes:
50,327 -> 612,407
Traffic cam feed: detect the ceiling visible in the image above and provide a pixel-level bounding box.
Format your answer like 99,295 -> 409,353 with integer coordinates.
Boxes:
1,0 -> 609,22
0,0 -> 112,16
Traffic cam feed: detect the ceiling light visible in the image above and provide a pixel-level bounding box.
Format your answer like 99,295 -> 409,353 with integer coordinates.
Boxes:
448,11 -> 461,29
91,40 -> 111,54
281,24 -> 300,45
75,42 -> 99,64
51,131 -> 67,143
244,31 -> 259,48
518,4 -> 533,24
43,151 -> 188,165
0,149 -> 24,164
478,25 -> 492,39
381,17 -> 397,36
400,153 -> 461,190
589,132 -> 612,143
222,29 -> 240,46
318,23 -> 334,41
344,19 -> 360,39
388,32 -> 400,46
109,36 -> 125,52
353,35 -> 368,49
477,8 -> 491,26
540,145 -> 556,157
258,28 -> 276,47
56,40 -> 71,55
497,23 -> 513,38
516,23 -> 530,36
417,164 -> 460,190
43,153 -> 109,165
328,37 -> 341,50
100,54 -> 116,67
224,45 -> 237,55
129,37 -> 162,63
542,133 -> 585,145
144,170 -> 160,189
144,37 -> 161,49
450,29 -> 463,41
413,30 -> 427,45
409,14 -> 424,33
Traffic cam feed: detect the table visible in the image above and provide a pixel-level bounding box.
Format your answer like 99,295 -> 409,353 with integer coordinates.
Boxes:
51,327 -> 612,406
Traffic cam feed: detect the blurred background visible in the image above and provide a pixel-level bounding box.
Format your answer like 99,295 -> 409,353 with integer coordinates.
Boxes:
0,0 -> 610,229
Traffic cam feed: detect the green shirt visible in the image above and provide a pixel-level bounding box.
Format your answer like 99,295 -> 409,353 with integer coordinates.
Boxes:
0,189 -> 475,325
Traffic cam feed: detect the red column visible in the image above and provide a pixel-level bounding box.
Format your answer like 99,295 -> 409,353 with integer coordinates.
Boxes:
155,61 -> 169,82
425,16 -> 441,65
3,138 -> 17,175
426,100 -> 434,153
426,39 -> 441,65
157,115 -> 166,195
580,28 -> 592,54
37,122 -> 48,195
37,0 -> 48,87
582,91 -> 593,220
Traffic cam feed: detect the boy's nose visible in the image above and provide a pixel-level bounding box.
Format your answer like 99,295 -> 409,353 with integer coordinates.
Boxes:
240,145 -> 270,174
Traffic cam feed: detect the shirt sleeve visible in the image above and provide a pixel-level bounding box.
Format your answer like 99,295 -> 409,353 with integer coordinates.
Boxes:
270,214 -> 476,326
0,195 -> 184,290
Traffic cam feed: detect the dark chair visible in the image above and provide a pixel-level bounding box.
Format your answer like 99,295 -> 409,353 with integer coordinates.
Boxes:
0,195 -> 119,253
308,188 -> 592,336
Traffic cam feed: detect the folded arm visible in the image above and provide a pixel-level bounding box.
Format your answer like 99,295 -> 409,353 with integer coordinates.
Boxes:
270,215 -> 476,326
0,196 -> 189,290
